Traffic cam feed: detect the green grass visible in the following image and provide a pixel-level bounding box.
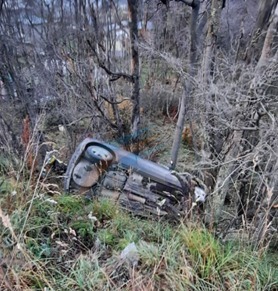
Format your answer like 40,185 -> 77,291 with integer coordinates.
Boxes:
0,192 -> 277,290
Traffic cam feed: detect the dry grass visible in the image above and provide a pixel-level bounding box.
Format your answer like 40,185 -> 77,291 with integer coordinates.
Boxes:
0,176 -> 277,291
0,118 -> 277,290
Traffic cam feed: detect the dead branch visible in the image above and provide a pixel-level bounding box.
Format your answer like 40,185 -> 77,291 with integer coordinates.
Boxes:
87,40 -> 134,83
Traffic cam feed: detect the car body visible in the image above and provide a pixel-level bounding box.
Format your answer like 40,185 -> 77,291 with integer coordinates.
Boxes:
64,138 -> 206,218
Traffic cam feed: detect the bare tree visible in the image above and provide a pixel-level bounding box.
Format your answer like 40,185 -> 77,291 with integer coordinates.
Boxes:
200,0 -> 224,154
170,0 -> 200,169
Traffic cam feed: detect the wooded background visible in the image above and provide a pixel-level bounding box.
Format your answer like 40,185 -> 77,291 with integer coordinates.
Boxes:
0,0 -> 277,244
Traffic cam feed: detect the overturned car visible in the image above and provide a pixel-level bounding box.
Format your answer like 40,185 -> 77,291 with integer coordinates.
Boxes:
64,138 -> 207,219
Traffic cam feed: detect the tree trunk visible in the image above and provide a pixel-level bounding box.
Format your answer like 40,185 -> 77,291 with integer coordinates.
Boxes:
127,0 -> 140,147
201,0 -> 223,83
207,130 -> 242,223
244,0 -> 277,64
170,0 -> 200,169
201,0 -> 223,156
257,3 -> 278,69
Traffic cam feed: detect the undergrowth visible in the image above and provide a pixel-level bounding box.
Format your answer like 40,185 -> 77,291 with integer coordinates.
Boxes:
0,180 -> 277,290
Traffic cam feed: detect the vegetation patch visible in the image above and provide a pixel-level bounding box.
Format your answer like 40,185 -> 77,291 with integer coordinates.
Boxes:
0,192 -> 277,290
1,0 -> 278,289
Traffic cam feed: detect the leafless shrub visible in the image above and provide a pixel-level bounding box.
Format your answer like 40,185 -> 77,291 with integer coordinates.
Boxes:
189,52 -> 278,245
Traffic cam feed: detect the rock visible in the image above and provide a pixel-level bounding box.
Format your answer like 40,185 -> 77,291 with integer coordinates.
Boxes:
120,242 -> 139,266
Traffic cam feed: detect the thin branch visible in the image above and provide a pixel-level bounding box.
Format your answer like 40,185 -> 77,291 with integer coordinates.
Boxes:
87,40 -> 134,83
99,94 -> 130,105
